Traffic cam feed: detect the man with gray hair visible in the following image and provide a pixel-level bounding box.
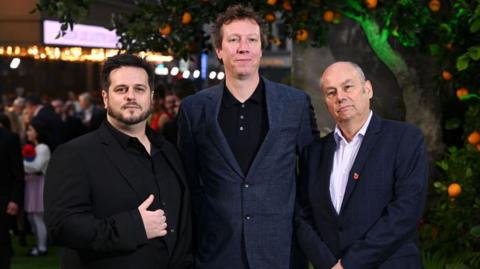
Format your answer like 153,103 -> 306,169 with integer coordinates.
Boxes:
78,92 -> 105,131
296,61 -> 427,269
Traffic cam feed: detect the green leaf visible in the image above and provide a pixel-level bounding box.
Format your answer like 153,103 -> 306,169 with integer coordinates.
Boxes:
430,44 -> 441,56
445,118 -> 461,130
436,161 -> 448,171
465,167 -> 473,178
470,18 -> 480,33
456,54 -> 470,71
433,181 -> 444,189
467,46 -> 480,60
470,225 -> 480,237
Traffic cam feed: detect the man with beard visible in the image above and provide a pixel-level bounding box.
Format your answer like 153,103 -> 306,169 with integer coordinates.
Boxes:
44,54 -> 192,269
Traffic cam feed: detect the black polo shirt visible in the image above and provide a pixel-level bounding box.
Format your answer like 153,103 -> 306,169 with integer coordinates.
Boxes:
218,80 -> 269,175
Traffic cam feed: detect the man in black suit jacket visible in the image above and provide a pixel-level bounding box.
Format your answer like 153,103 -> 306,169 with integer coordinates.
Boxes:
45,54 -> 192,269
296,62 -> 428,269
0,115 -> 24,269
25,96 -> 65,150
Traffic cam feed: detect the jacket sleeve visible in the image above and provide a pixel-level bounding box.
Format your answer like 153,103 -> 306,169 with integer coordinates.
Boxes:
44,143 -> 148,254
341,127 -> 428,269
177,103 -> 202,216
24,144 -> 50,174
296,94 -> 319,155
295,144 -> 337,269
7,133 -> 25,205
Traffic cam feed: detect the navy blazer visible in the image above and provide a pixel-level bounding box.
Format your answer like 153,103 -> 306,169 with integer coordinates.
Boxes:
296,113 -> 428,269
178,78 -> 317,269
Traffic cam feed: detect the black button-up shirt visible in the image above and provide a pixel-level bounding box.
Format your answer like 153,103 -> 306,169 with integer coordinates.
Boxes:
218,80 -> 269,175
105,121 -> 165,209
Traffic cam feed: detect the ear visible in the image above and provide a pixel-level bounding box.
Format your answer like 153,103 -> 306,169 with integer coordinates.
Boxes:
101,90 -> 108,109
364,80 -> 373,99
215,46 -> 223,62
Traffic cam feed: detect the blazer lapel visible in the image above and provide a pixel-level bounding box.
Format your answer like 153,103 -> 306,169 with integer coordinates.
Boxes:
97,123 -> 149,197
339,113 -> 382,214
205,85 -> 244,178
321,134 -> 339,217
245,78 -> 281,179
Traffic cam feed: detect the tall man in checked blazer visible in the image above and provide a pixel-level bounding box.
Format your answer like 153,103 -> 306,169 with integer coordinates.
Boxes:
296,61 -> 428,269
178,4 -> 317,269
45,54 -> 191,269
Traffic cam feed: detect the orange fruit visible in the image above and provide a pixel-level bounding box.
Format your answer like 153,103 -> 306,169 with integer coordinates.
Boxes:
296,29 -> 308,41
442,71 -> 452,80
271,37 -> 281,46
467,131 -> 480,145
448,183 -> 462,198
283,1 -> 292,11
428,0 -> 441,12
365,0 -> 378,9
456,87 -> 469,99
159,24 -> 172,35
181,12 -> 192,24
267,0 -> 277,5
323,10 -> 334,22
265,12 -> 276,23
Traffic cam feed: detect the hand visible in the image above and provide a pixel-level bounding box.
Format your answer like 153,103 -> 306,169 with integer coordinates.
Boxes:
332,260 -> 344,269
6,201 -> 19,215
138,194 -> 167,239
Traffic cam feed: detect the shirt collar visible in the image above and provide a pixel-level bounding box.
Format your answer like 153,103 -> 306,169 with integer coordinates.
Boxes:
105,120 -> 163,150
334,110 -> 373,145
222,79 -> 265,108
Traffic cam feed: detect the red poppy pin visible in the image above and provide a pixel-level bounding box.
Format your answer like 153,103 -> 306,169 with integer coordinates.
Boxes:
353,172 -> 360,180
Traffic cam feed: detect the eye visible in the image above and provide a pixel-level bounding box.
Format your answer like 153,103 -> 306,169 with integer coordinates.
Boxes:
135,86 -> 147,93
114,87 -> 127,93
228,36 -> 239,42
249,37 -> 258,42
344,85 -> 353,91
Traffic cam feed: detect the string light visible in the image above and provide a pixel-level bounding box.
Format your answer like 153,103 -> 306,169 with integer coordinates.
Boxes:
0,45 -> 172,63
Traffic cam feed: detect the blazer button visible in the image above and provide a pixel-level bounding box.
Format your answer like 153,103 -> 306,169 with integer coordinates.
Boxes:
169,229 -> 175,233
244,183 -> 250,188
162,202 -> 167,206
245,215 -> 251,220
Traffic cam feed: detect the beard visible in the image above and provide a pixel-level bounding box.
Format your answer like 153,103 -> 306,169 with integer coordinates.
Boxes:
107,101 -> 152,126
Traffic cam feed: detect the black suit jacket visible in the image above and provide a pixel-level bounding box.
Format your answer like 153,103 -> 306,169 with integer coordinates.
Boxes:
296,113 -> 427,269
45,122 -> 191,269
32,106 -> 65,150
0,127 -> 24,204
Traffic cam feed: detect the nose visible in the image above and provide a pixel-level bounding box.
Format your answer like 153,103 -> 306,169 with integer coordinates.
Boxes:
125,88 -> 136,100
237,38 -> 250,53
336,90 -> 346,104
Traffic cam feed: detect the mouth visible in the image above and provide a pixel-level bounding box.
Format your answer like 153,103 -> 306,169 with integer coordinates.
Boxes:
337,105 -> 352,113
122,104 -> 141,110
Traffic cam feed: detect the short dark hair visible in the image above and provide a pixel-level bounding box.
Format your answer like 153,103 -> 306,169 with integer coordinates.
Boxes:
212,4 -> 268,50
101,54 -> 155,92
29,121 -> 49,145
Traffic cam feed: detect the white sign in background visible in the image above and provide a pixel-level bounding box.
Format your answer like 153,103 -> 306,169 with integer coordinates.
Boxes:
43,20 -> 120,49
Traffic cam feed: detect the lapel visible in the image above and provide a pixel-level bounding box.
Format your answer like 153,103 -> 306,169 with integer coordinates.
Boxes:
245,78 -> 282,179
339,113 -> 382,214
97,122 -> 149,197
205,84 -> 244,178
321,134 -> 339,217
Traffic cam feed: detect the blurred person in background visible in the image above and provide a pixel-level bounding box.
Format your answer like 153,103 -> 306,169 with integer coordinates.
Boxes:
51,99 -> 86,142
5,97 -> 26,144
162,80 -> 196,144
23,121 -> 51,256
25,96 -> 65,151
0,113 -> 24,269
150,84 -> 178,132
78,92 -> 106,132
